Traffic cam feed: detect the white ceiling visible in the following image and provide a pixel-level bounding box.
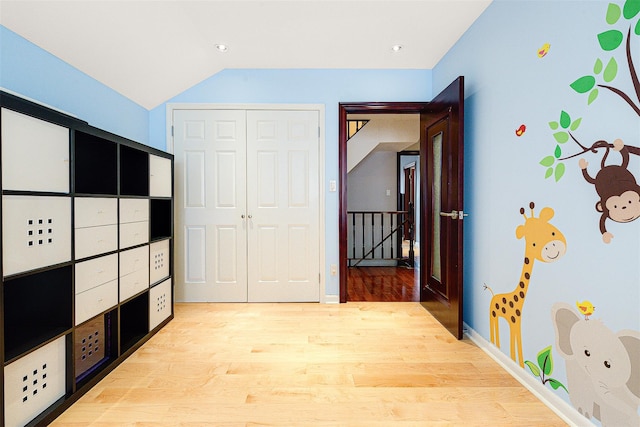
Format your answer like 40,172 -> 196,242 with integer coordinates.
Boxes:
0,0 -> 491,109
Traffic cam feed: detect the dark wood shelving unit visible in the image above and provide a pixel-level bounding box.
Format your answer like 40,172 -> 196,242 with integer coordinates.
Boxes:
1,91 -> 174,427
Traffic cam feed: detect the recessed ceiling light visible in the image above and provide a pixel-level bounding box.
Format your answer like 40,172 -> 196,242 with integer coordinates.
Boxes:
215,44 -> 229,52
391,45 -> 403,52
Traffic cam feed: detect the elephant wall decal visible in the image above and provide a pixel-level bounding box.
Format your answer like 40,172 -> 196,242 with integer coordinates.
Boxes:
551,302 -> 640,427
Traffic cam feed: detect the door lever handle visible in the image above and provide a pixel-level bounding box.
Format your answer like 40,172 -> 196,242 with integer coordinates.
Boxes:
440,211 -> 459,220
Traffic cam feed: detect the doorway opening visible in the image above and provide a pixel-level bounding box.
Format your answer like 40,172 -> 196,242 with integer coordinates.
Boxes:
338,77 -> 465,339
339,104 -> 429,303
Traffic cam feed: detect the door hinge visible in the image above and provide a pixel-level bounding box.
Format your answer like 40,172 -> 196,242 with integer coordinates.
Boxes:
318,127 -> 320,138
171,125 -> 174,137
319,273 -> 321,284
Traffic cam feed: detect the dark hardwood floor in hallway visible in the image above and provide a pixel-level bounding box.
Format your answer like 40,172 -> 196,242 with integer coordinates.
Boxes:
347,266 -> 419,302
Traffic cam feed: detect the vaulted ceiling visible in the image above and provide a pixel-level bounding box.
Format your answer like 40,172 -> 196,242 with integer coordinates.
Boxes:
0,0 -> 491,109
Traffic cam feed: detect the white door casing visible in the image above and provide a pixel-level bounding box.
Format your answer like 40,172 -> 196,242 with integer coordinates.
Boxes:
172,107 -> 321,302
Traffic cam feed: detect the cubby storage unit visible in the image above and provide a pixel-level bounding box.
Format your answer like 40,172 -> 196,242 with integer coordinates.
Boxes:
0,91 -> 174,427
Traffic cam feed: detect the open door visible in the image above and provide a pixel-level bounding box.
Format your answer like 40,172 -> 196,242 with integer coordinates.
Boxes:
420,77 -> 465,339
338,76 -> 464,339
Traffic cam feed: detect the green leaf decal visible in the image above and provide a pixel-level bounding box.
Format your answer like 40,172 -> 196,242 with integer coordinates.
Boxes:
553,131 -> 569,144
545,167 -> 554,179
570,117 -> 582,131
554,145 -> 562,158
540,156 -> 555,167
588,88 -> 599,105
635,17 -> 640,35
548,378 -> 568,392
623,0 -> 640,19
597,30 -> 624,51
603,57 -> 618,82
555,163 -> 566,181
559,111 -> 571,128
593,58 -> 603,74
537,346 -> 553,376
606,3 -> 622,24
548,121 -> 559,130
525,361 -> 541,377
570,75 -> 596,93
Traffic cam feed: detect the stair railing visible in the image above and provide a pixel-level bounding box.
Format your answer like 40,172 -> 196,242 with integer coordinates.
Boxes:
347,205 -> 414,267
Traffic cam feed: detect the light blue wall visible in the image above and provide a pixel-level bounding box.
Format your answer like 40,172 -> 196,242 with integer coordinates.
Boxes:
434,0 -> 640,421
149,69 -> 433,295
0,26 -> 149,144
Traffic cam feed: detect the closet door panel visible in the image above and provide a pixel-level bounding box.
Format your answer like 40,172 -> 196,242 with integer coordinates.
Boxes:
2,195 -> 72,276
1,108 -> 70,193
174,109 -> 247,302
246,110 -> 320,302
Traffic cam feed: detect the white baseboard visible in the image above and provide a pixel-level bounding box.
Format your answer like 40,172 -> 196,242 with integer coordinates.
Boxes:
463,322 -> 591,427
322,294 -> 340,304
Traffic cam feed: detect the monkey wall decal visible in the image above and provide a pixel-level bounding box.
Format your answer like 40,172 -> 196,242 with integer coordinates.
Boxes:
579,139 -> 640,243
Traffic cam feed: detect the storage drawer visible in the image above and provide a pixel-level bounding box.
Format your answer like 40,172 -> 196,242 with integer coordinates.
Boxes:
74,316 -> 106,378
1,108 -> 70,193
120,268 -> 149,302
4,336 -> 66,427
120,198 -> 149,223
150,239 -> 170,284
2,195 -> 72,277
75,254 -> 118,294
75,224 -> 118,260
119,246 -> 149,302
119,221 -> 149,249
75,197 -> 117,228
119,245 -> 149,276
149,278 -> 172,331
75,280 -> 118,325
149,155 -> 172,197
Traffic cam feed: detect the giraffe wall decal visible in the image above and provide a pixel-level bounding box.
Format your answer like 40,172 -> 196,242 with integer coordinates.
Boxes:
485,202 -> 567,367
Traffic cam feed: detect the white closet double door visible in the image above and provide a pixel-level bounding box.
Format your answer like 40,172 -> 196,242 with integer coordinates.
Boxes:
174,109 -> 320,302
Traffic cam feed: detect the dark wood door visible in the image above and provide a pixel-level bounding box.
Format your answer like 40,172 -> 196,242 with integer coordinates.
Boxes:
403,166 -> 415,240
420,77 -> 465,339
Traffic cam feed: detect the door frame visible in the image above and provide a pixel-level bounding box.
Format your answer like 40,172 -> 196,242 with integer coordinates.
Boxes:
339,102 -> 430,303
166,103 -> 328,302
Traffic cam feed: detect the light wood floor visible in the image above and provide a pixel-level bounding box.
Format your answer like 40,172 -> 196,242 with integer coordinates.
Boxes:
52,302 -> 567,426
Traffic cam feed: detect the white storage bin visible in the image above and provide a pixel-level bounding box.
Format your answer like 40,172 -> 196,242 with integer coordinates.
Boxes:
119,199 -> 149,249
119,245 -> 149,302
75,280 -> 118,326
120,199 -> 149,223
1,108 -> 70,193
149,155 -> 172,197
149,278 -> 172,330
119,221 -> 149,249
3,336 -> 66,427
75,224 -> 118,260
75,254 -> 118,294
74,198 -> 117,228
150,239 -> 170,284
2,195 -> 71,277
